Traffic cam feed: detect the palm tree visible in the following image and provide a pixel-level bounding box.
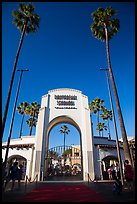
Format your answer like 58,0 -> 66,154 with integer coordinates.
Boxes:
47,150 -> 59,166
2,3 -> 40,138
62,148 -> 72,157
96,122 -> 107,137
100,107 -> 112,139
91,7 -> 132,164
26,117 -> 37,135
89,97 -> 104,136
16,101 -> 30,138
60,125 -> 70,166
26,102 -> 40,136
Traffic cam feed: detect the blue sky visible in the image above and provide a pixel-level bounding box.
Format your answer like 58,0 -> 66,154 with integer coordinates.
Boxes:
2,2 -> 135,148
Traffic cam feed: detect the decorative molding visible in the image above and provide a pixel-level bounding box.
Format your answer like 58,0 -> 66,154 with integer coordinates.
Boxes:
48,88 -> 82,93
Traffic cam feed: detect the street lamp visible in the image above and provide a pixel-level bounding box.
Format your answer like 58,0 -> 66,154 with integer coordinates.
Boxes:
100,68 -> 124,185
4,69 -> 29,166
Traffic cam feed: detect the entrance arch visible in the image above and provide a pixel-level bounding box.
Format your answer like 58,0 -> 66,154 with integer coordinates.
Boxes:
31,88 -> 95,181
44,116 -> 83,180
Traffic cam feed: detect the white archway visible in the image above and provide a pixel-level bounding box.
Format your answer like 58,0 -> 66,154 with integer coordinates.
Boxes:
31,88 -> 95,181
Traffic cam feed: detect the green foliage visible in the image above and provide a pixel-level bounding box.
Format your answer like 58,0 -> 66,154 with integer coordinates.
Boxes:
91,6 -> 120,41
62,148 -> 72,157
26,117 -> 37,127
60,125 -> 70,135
89,98 -> 112,137
12,2 -> 40,34
16,101 -> 40,136
48,150 -> 59,159
89,97 -> 104,114
96,122 -> 107,131
16,101 -> 30,115
100,107 -> 112,121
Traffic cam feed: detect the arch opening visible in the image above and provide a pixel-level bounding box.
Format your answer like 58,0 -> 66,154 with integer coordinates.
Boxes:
101,155 -> 119,180
6,155 -> 27,180
43,115 -> 83,181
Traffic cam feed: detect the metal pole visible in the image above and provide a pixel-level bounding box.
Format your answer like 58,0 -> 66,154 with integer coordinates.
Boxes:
100,68 -> 124,185
4,69 -> 29,166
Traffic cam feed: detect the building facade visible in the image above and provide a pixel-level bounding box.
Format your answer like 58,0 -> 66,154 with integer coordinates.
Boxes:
2,88 -> 133,181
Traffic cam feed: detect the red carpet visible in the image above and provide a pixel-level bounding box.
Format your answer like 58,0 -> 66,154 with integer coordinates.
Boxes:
17,184 -> 107,202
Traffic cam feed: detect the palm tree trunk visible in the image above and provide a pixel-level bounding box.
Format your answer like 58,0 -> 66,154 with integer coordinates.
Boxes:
97,112 -> 101,136
4,70 -> 23,165
2,24 -> 27,138
107,119 -> 111,139
29,112 -> 35,136
19,114 -> 25,138
64,133 -> 66,153
104,25 -> 132,164
29,118 -> 33,136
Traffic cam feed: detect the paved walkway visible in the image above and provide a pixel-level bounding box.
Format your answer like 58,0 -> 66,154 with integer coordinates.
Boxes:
86,181 -> 135,202
2,180 -> 135,202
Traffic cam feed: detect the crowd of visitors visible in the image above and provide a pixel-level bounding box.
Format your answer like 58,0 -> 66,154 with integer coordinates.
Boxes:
111,159 -> 134,194
2,158 -> 134,193
46,159 -> 81,177
107,163 -> 120,180
2,160 -> 26,191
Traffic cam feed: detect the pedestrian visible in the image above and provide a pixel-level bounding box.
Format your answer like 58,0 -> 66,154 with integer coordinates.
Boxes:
22,166 -> 26,180
2,160 -> 7,191
4,161 -> 19,191
114,163 -> 120,179
112,176 -> 123,195
124,160 -> 134,191
17,164 -> 23,190
111,164 -> 116,180
107,166 -> 112,180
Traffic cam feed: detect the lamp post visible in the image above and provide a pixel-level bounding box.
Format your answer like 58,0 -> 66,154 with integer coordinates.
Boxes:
4,69 -> 29,166
100,68 -> 124,185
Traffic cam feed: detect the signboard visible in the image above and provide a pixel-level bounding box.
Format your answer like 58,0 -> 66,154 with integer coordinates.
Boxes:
54,95 -> 77,109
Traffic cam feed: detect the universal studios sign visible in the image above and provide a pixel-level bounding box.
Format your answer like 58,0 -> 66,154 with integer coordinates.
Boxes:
54,95 -> 77,109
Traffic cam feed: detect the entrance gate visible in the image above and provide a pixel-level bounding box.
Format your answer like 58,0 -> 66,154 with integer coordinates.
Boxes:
45,145 -> 82,180
31,88 -> 95,181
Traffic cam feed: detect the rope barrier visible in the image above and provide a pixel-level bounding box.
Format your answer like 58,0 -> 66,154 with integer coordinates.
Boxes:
87,173 -> 94,184
24,174 -> 38,192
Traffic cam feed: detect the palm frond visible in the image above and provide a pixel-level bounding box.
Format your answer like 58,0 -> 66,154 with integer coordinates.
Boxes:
12,2 -> 40,34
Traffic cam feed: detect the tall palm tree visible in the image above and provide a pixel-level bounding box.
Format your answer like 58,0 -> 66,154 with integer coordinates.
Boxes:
16,101 -> 29,138
2,3 -> 40,138
100,107 -> 112,139
60,125 -> 70,165
91,7 -> 132,164
89,97 -> 104,136
27,101 -> 40,136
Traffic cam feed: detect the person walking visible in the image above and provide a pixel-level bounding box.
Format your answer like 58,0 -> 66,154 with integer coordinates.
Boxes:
124,160 -> 134,191
114,163 -> 120,179
17,164 -> 23,190
2,160 -> 7,191
4,161 -> 19,191
107,165 -> 113,180
112,176 -> 123,195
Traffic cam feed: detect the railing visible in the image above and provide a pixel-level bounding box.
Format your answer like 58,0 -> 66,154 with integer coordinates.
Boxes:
24,174 -> 38,192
